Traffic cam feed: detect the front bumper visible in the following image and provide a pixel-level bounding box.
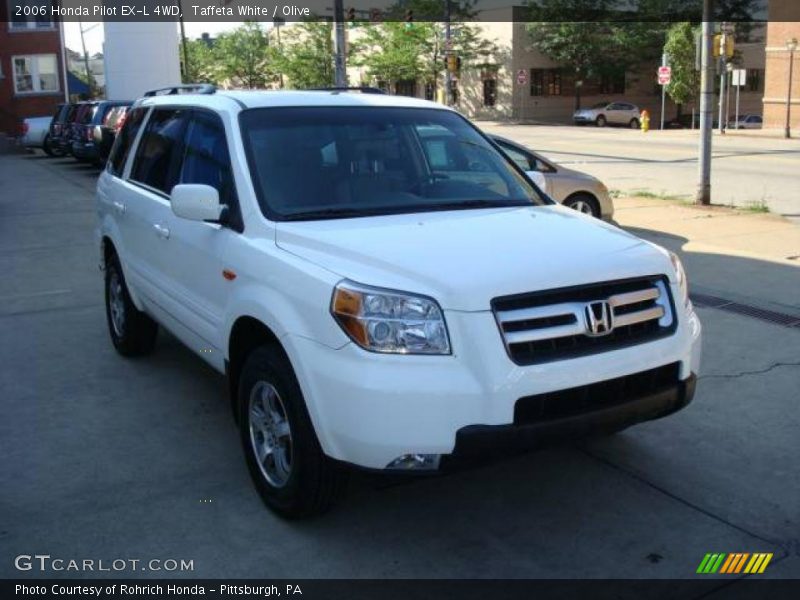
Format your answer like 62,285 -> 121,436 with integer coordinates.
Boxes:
573,115 -> 594,123
286,303 -> 702,470
445,371 -> 695,466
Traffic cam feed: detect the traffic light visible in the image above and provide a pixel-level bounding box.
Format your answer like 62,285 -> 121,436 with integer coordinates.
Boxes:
347,7 -> 356,22
446,54 -> 460,73
712,34 -> 735,60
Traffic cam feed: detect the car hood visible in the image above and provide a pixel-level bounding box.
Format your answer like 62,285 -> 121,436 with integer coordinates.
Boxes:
275,205 -> 673,312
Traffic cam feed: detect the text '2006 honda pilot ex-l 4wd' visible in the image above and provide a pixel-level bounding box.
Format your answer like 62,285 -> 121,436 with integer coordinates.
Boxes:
96,86 -> 701,518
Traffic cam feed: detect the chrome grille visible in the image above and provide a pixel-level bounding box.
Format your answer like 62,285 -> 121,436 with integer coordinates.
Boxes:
492,276 -> 676,365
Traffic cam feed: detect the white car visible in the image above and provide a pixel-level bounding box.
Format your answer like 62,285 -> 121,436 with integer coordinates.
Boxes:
727,114 -> 763,129
96,86 -> 701,517
491,135 -> 614,220
19,115 -> 52,152
573,101 -> 641,128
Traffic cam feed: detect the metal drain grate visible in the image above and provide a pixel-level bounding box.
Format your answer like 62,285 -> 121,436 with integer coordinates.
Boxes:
690,293 -> 800,328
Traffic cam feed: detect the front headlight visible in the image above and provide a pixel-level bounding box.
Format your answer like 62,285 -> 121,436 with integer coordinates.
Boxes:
669,251 -> 691,307
331,281 -> 451,355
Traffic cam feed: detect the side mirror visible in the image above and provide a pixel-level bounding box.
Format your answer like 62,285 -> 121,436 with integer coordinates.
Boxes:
171,184 -> 225,222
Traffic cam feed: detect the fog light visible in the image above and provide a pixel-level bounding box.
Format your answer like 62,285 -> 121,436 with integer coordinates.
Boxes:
386,454 -> 441,471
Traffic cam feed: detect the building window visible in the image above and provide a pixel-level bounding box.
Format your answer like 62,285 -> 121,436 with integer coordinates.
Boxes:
530,69 -> 562,96
747,69 -> 763,93
483,79 -> 497,107
8,0 -> 55,30
12,55 -> 59,94
395,79 -> 417,98
600,71 -> 626,94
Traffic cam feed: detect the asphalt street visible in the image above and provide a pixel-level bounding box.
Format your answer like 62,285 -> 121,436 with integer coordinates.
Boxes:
480,123 -> 800,222
1,150 -> 798,588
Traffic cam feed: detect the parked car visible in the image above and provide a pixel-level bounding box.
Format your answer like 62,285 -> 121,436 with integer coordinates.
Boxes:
93,105 -> 131,166
53,102 -> 86,155
490,135 -> 613,220
19,116 -> 52,153
666,113 -> 719,129
727,114 -> 763,129
573,101 -> 641,128
97,86 -> 701,517
43,103 -> 71,156
71,100 -> 132,165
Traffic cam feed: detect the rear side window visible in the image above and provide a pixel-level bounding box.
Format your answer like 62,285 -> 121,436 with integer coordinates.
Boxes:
130,108 -> 189,195
108,107 -> 146,177
78,105 -> 97,124
179,111 -> 237,210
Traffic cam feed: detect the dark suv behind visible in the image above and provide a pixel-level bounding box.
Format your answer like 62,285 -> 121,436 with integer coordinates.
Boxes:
70,101 -> 132,165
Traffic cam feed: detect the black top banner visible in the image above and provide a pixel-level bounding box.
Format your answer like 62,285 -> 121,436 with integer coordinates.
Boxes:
4,579 -> 800,600
3,0 -> 796,24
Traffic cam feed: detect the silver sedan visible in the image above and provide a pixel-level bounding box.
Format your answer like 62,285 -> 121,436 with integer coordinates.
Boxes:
491,135 -> 614,221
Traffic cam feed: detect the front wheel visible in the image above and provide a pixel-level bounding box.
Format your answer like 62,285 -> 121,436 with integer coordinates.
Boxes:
239,346 -> 346,518
564,193 -> 601,218
595,115 -> 607,127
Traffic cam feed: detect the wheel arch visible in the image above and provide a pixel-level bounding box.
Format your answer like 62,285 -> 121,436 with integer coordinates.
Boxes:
563,191 -> 601,217
227,316 -> 290,424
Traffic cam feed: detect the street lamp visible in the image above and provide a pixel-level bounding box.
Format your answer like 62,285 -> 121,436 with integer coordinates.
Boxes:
786,37 -> 798,139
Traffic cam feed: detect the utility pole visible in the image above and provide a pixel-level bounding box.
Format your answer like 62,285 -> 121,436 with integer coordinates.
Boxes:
660,52 -> 668,130
78,17 -> 93,97
786,38 -> 798,139
444,0 -> 452,106
333,0 -> 347,87
179,16 -> 189,82
697,1 -> 714,206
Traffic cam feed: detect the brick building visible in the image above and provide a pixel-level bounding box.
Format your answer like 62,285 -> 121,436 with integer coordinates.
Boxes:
763,2 -> 800,130
0,1 -> 68,135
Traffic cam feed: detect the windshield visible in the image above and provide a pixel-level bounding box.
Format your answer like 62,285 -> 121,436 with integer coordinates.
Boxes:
239,106 -> 546,221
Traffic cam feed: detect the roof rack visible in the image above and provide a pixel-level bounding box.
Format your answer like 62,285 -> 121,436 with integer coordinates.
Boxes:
143,84 -> 217,97
307,86 -> 386,95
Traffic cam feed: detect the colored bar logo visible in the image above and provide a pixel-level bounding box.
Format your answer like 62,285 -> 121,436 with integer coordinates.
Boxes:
697,553 -> 773,574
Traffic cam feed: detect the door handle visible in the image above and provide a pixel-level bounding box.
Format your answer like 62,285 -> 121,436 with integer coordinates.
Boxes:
112,200 -> 126,214
153,223 -> 170,239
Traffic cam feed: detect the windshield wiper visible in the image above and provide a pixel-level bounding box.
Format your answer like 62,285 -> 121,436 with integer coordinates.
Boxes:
281,207 -> 397,221
427,199 -> 530,210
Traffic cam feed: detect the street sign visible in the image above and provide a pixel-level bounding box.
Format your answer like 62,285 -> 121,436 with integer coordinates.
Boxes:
516,69 -> 528,85
658,66 -> 672,85
732,68 -> 747,86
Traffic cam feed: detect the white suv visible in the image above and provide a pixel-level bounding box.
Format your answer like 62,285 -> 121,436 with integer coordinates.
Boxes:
96,86 -> 701,517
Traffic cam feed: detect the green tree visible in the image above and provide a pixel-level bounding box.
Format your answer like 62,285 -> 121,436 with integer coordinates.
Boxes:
351,19 -> 495,97
273,21 -> 336,89
664,22 -> 700,116
183,38 -> 220,85
525,0 -> 666,110
214,22 -> 275,89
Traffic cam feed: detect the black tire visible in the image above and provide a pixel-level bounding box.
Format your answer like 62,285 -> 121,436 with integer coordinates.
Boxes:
104,254 -> 158,356
595,115 -> 607,127
564,193 -> 601,218
238,345 -> 347,518
42,134 -> 56,157
629,118 -> 640,129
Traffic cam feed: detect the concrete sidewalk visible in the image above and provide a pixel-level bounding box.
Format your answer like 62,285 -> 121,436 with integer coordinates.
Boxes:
613,196 -> 800,313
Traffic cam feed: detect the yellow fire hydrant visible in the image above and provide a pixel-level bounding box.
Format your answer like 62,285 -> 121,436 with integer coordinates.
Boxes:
641,109 -> 650,132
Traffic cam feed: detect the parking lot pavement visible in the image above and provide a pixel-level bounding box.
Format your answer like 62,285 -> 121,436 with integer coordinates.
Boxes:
1,153 -> 798,585
479,123 -> 800,222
